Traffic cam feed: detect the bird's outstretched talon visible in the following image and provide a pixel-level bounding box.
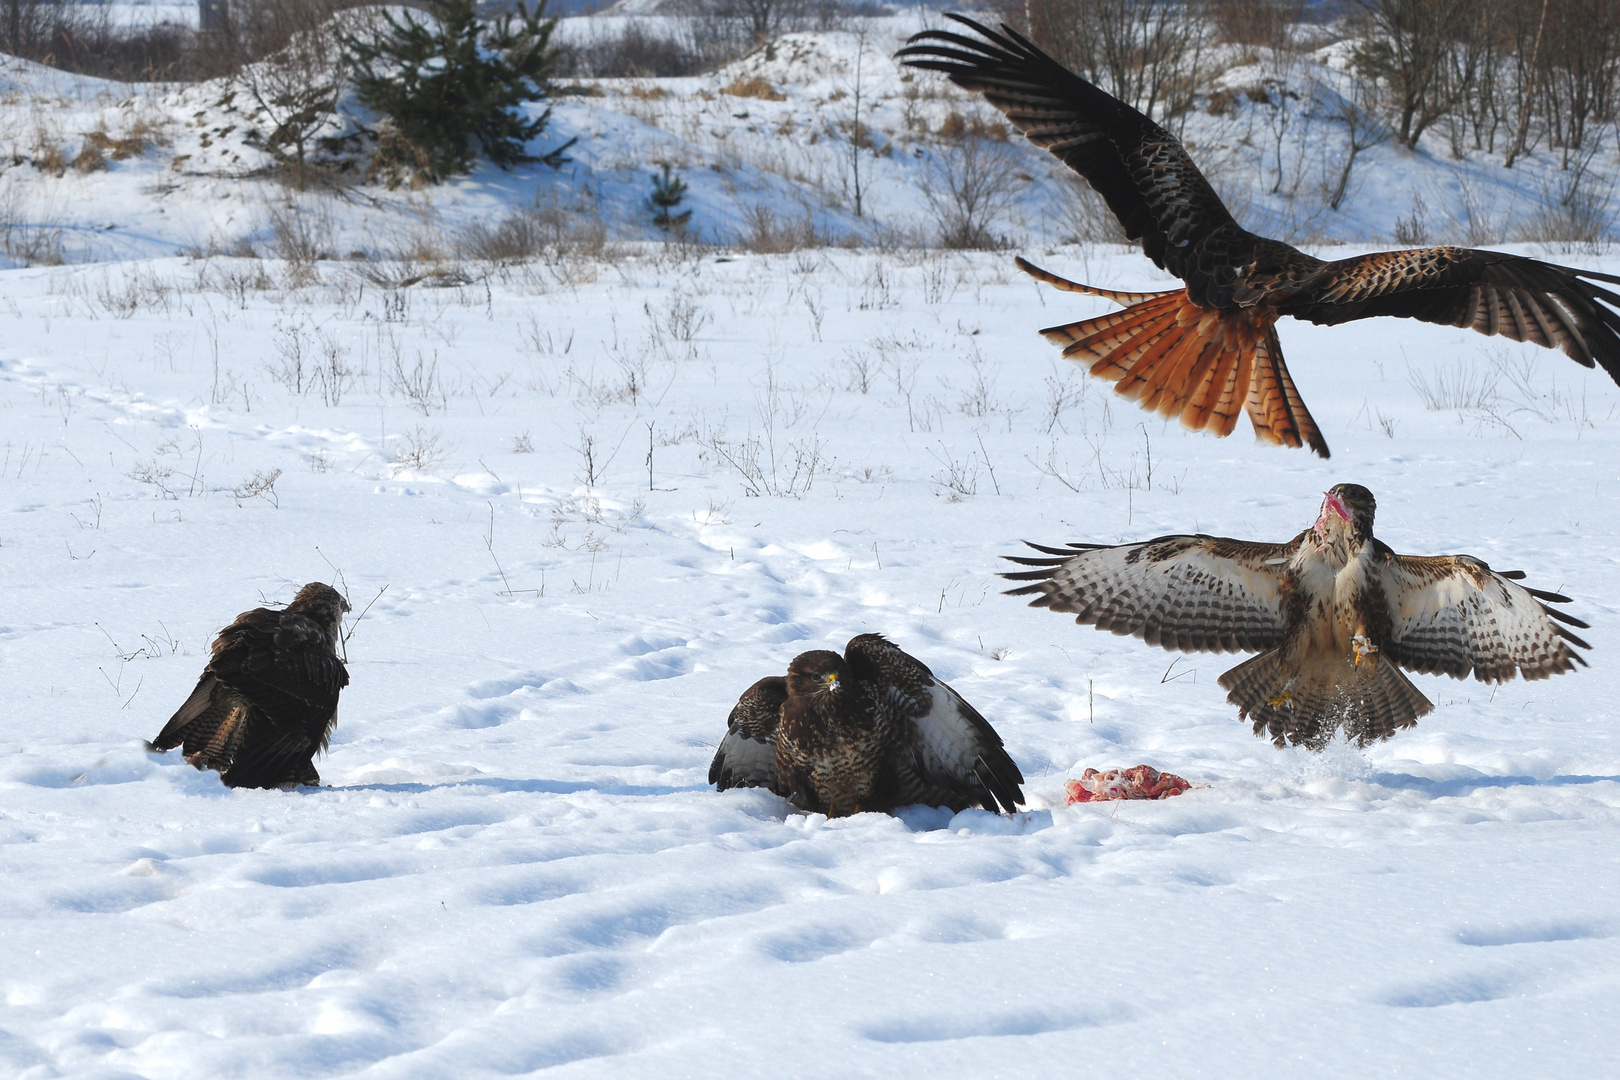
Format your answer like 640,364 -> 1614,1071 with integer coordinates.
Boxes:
1352,634 -> 1379,666
1266,690 -> 1293,709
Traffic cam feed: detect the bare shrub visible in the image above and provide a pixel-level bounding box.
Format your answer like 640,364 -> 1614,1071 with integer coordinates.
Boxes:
458,196 -> 608,264
388,348 -> 454,414
391,427 -> 447,472
264,197 -> 334,276
1520,164 -> 1616,253
233,468 -> 283,507
922,138 -> 1029,249
736,204 -> 825,253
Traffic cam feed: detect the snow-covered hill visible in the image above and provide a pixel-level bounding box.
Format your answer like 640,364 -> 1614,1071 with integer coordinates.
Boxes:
1,13 -> 1614,263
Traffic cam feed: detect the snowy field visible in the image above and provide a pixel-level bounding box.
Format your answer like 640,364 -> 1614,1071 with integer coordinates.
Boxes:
3,241 -> 1620,1077
1,11 -> 1619,1076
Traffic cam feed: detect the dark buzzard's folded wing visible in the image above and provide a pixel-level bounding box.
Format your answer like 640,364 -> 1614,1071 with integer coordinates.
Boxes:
896,15 -> 1235,279
845,634 -> 1025,814
166,607 -> 347,789
1377,552 -> 1590,683
1280,247 -> 1620,381
1003,534 -> 1299,652
710,676 -> 788,793
219,710 -> 325,789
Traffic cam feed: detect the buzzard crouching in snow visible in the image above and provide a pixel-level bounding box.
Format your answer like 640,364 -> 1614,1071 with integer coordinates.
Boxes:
710,634 -> 1025,817
897,18 -> 1620,458
150,582 -> 351,788
1004,485 -> 1589,749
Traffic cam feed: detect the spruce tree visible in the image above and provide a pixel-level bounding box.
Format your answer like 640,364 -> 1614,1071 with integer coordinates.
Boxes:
648,164 -> 692,230
344,0 -> 575,185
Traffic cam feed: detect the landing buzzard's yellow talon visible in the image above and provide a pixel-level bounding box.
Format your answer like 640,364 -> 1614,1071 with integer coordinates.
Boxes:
1266,690 -> 1292,709
1352,634 -> 1379,666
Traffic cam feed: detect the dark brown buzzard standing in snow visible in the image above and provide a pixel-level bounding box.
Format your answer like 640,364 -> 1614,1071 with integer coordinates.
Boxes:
149,582 -> 351,788
897,17 -> 1620,458
1004,485 -> 1589,749
710,634 -> 1025,816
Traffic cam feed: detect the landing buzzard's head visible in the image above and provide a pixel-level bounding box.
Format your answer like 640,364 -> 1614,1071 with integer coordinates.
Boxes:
787,650 -> 847,700
288,582 -> 352,627
1319,484 -> 1377,543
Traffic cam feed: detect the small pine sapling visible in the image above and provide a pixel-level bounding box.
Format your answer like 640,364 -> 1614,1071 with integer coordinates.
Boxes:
648,163 -> 692,230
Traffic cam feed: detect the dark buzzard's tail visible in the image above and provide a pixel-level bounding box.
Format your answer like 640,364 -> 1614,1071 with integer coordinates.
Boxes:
1218,650 -> 1432,750
1017,258 -> 1329,457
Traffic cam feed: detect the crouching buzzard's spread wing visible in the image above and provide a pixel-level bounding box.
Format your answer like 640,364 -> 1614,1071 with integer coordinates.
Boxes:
844,634 -> 1025,815
709,676 -> 789,794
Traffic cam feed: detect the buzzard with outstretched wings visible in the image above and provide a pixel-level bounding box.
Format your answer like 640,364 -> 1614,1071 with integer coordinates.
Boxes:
1004,485 -> 1589,748
710,634 -> 1025,816
897,17 -> 1620,458
149,582 -> 351,788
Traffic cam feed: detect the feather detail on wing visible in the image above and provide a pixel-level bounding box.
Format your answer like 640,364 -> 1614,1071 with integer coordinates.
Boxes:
710,676 -> 788,793
1280,247 -> 1620,381
1002,535 -> 1299,653
896,16 -> 1234,278
1377,552 -> 1591,683
152,596 -> 348,789
1019,259 -> 1329,456
844,634 -> 1025,814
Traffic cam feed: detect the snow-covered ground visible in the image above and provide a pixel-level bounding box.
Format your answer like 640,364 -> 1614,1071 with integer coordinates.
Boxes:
3,14 -> 1620,1078
3,241 -> 1619,1077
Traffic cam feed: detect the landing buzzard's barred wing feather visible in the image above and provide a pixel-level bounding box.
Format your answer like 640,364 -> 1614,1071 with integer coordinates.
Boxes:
710,676 -> 788,793
1378,552 -> 1590,683
1281,247 -> 1620,381
897,15 -> 1235,279
1003,535 -> 1299,652
845,634 -> 1025,814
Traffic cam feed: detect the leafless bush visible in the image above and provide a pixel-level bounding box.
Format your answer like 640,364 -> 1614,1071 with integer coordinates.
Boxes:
1520,165 -> 1616,252
388,348 -> 454,415
1394,191 -> 1431,245
736,204 -> 826,253
265,198 -> 334,276
841,348 -> 877,393
703,429 -> 826,497
128,459 -> 180,499
457,197 -> 609,265
922,138 -> 1030,249
391,427 -> 447,472
929,442 -> 980,501
233,468 -> 283,507
646,292 -> 712,343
